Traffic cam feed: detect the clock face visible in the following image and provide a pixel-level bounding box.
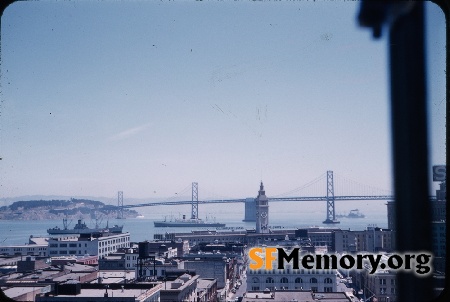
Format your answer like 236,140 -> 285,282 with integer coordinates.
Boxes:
261,211 -> 267,218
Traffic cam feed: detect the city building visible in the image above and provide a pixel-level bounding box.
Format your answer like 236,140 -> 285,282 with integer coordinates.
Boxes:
182,254 -> 233,289
246,267 -> 337,293
160,273 -> 199,302
3,284 -> 52,302
98,254 -> 125,270
1,263 -> 99,301
0,244 -> 48,257
35,283 -> 161,302
124,247 -> 139,270
47,232 -> 130,259
50,255 -> 98,266
17,256 -> 50,273
137,240 -> 190,258
135,257 -> 180,280
196,278 -> 218,302
294,226 -> 394,253
350,254 -> 397,302
242,289 -> 352,302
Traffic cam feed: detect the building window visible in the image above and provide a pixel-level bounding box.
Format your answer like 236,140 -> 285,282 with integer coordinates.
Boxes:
252,277 -> 260,283
280,277 -> 288,283
266,277 -> 274,283
295,278 -> 303,283
324,278 -> 333,284
310,278 -> 317,283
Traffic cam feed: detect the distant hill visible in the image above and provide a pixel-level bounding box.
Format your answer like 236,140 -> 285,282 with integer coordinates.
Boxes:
0,195 -> 191,206
0,198 -> 139,220
0,195 -> 117,206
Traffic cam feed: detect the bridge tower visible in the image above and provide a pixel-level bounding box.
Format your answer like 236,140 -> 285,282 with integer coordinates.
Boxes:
117,191 -> 124,219
255,182 -> 269,233
243,198 -> 256,221
323,171 -> 340,224
191,182 -> 199,219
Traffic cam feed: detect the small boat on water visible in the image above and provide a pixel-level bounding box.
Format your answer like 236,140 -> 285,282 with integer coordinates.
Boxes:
336,209 -> 365,219
154,214 -> 225,228
47,218 -> 123,235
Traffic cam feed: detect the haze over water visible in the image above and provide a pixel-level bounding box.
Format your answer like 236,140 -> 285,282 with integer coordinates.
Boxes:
0,199 -> 388,246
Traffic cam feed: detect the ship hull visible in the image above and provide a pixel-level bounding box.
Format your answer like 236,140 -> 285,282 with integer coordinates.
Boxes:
47,227 -> 123,235
47,219 -> 123,235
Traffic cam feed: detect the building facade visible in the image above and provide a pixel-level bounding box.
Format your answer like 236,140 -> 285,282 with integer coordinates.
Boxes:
0,244 -> 48,257
246,267 -> 337,293
47,232 -> 130,259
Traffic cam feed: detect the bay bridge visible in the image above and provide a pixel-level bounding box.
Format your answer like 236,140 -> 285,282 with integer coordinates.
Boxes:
115,171 -> 435,223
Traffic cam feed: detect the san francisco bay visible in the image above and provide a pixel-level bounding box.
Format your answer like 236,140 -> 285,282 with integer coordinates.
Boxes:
0,200 -> 388,246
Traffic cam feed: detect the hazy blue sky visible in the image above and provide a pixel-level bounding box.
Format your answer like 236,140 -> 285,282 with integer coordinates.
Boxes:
0,0 -> 446,202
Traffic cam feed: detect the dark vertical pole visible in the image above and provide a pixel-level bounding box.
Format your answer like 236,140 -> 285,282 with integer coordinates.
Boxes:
389,2 -> 433,301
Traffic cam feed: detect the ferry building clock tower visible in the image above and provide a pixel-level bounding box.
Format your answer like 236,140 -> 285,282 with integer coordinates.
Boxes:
256,182 -> 269,234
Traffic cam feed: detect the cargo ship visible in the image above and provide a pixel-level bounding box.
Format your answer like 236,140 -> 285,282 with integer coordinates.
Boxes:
336,209 -> 365,219
47,218 -> 123,235
154,214 -> 225,227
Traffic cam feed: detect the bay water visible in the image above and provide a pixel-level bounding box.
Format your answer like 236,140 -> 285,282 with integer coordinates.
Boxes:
0,200 -> 388,246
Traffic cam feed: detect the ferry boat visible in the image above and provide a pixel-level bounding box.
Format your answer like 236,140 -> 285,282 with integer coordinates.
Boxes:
47,218 -> 123,235
154,214 -> 225,228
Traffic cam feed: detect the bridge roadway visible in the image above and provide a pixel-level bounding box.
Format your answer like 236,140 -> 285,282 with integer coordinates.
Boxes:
122,195 -> 402,209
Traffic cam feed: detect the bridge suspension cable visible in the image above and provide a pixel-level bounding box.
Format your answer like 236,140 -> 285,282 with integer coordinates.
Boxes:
333,172 -> 393,196
271,172 -> 327,197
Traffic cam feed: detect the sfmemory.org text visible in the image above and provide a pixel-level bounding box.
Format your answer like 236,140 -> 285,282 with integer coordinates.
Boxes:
248,247 -> 433,276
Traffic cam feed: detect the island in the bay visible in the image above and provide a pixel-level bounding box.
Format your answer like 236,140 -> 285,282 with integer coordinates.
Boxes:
0,198 -> 139,220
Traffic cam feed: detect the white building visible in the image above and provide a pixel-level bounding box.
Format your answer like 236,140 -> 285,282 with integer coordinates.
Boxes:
48,232 -> 130,259
125,248 -> 139,270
